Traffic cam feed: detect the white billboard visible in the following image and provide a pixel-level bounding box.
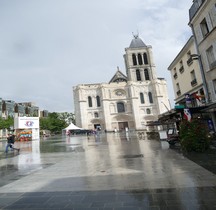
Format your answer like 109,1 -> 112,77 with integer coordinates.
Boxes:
14,117 -> 39,129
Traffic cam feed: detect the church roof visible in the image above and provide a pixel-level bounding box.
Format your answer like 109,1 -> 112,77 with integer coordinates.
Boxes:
109,68 -> 127,83
129,35 -> 147,48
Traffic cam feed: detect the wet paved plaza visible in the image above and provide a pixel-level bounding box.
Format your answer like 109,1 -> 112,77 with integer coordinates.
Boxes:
0,132 -> 216,209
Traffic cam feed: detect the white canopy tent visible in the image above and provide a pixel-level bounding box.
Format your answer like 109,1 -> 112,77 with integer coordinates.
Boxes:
63,123 -> 83,131
62,123 -> 90,136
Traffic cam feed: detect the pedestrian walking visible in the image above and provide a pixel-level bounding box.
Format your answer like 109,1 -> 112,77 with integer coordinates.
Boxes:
5,134 -> 20,153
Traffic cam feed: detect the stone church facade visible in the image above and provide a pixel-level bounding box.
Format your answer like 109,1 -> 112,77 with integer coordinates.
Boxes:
73,35 -> 170,131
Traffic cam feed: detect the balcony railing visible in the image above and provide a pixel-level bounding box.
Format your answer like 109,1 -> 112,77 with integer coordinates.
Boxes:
191,79 -> 197,86
179,66 -> 184,73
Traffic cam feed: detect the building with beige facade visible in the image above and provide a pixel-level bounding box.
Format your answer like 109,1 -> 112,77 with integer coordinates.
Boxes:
73,35 -> 170,132
168,36 -> 205,107
189,0 -> 216,129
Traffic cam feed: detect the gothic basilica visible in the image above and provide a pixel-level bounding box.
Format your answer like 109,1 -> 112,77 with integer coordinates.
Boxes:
73,35 -> 170,131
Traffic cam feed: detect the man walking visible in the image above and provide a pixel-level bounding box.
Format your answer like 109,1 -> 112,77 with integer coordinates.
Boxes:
5,134 -> 20,153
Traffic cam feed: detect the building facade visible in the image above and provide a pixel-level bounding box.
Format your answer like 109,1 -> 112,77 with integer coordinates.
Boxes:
189,0 -> 216,129
0,101 -> 39,119
73,36 -> 170,132
168,36 -> 205,107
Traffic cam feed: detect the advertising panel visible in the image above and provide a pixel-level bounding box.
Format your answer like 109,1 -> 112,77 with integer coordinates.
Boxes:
15,117 -> 39,129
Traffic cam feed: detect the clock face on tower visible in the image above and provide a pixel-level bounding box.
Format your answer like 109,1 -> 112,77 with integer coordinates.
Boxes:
115,89 -> 125,96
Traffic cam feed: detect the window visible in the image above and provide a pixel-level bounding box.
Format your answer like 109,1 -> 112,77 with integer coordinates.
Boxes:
117,102 -> 125,113
96,96 -> 101,107
143,53 -> 148,64
94,112 -> 99,118
173,68 -> 178,79
138,53 -> 143,65
144,69 -> 150,80
148,92 -> 153,104
176,83 -> 181,96
176,83 -> 180,90
200,18 -> 209,37
132,54 -> 137,66
88,96 -> 92,107
190,70 -> 197,86
179,60 -> 184,73
140,93 -> 145,104
190,70 -> 195,80
187,51 -> 193,66
146,108 -> 151,114
136,69 -> 141,81
187,51 -> 191,59
206,46 -> 216,69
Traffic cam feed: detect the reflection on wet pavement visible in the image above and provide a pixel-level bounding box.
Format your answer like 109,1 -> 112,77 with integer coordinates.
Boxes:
0,132 -> 216,209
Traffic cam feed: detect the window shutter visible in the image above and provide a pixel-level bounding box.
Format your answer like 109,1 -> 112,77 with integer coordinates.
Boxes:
206,14 -> 213,31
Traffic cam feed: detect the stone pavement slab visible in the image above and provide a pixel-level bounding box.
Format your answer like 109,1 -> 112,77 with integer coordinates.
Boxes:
0,133 -> 216,209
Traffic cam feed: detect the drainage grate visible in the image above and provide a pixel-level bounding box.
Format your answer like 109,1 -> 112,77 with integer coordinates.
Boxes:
119,154 -> 144,159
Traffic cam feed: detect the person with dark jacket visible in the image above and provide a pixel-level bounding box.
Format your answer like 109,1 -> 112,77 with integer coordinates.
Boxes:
5,134 -> 20,153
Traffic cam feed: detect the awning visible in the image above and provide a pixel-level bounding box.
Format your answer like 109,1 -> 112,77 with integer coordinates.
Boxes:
202,102 -> 216,112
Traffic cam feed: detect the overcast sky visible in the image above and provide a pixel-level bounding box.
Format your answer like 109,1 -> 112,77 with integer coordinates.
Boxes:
0,0 -> 193,113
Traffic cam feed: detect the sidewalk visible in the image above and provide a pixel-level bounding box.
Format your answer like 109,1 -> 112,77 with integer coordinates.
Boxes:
0,133 -> 216,209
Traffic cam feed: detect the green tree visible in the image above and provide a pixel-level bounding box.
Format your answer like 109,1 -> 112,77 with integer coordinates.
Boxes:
58,112 -> 75,124
179,119 -> 210,152
39,112 -> 68,134
0,116 -> 14,130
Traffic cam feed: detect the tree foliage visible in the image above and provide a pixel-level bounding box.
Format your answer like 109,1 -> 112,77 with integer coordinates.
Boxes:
179,119 -> 210,152
0,116 -> 14,130
58,112 -> 75,124
39,112 -> 70,134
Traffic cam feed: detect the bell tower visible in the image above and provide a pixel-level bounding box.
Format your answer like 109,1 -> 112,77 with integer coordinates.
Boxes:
124,35 -> 157,82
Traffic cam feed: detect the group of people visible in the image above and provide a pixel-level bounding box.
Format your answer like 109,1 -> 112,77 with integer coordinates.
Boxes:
5,133 -> 20,154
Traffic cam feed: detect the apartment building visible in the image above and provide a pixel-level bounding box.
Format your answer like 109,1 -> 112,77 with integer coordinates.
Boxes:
168,36 -> 205,107
189,0 -> 216,129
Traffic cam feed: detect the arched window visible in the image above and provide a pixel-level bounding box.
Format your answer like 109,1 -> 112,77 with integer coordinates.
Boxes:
138,53 -> 143,65
148,92 -> 153,104
94,112 -> 99,118
146,108 -> 151,114
140,93 -> 145,104
96,96 -> 101,107
136,69 -> 141,81
117,102 -> 125,113
143,53 -> 148,64
144,69 -> 150,80
88,96 -> 92,107
132,54 -> 137,66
